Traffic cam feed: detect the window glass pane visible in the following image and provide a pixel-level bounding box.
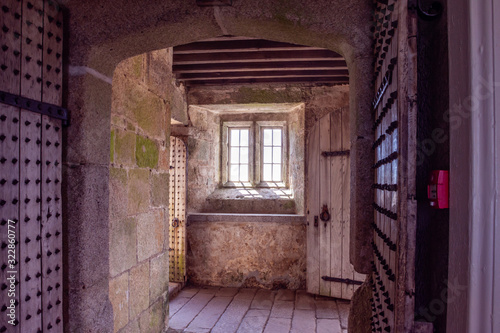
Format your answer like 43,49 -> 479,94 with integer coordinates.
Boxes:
229,165 -> 239,181
230,129 -> 240,146
273,147 -> 282,164
263,147 -> 272,163
240,165 -> 249,181
263,164 -> 272,181
240,147 -> 249,164
263,129 -> 272,146
230,147 -> 240,164
273,129 -> 282,146
240,129 -> 249,146
273,165 -> 282,182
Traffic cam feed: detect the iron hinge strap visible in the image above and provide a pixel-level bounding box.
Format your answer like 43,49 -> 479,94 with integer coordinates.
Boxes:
0,90 -> 69,126
321,276 -> 364,286
321,150 -> 350,157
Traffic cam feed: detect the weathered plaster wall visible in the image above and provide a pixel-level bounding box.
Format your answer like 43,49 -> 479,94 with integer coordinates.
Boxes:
107,49 -> 180,333
187,216 -> 306,289
182,84 -> 348,289
188,85 -> 349,135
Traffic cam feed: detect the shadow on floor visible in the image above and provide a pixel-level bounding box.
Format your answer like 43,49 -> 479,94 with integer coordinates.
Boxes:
167,285 -> 350,333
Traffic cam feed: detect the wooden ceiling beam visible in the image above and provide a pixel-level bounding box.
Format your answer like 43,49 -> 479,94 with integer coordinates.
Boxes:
173,50 -> 343,64
174,39 -> 326,54
172,60 -> 348,74
184,77 -> 349,86
176,70 -> 350,80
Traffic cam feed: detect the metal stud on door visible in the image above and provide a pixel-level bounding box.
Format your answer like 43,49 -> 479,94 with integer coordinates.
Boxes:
0,1 -> 66,331
169,137 -> 187,283
370,0 -> 419,331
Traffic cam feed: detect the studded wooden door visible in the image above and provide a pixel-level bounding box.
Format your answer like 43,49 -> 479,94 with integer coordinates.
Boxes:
0,0 -> 64,332
168,137 -> 187,283
370,0 -> 418,332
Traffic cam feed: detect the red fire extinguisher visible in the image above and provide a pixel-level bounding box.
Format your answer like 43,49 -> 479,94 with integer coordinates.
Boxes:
427,170 -> 449,209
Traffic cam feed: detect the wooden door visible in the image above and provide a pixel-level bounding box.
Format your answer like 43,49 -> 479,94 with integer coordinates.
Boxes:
1,1 -> 65,332
370,0 -> 419,332
168,137 -> 187,283
307,108 -> 365,300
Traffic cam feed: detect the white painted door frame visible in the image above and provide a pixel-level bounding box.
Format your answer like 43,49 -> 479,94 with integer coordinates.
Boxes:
447,0 -> 500,332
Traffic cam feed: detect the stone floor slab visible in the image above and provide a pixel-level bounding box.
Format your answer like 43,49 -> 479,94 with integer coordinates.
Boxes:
216,287 -> 239,297
270,300 -> 294,319
317,318 -> 342,333
290,309 -> 316,333
234,288 -> 258,300
237,309 -> 270,333
263,317 -> 292,333
197,286 -> 220,294
295,290 -> 316,310
251,289 -> 275,310
177,286 -> 199,298
275,289 -> 295,301
169,292 -> 214,330
186,296 -> 233,331
316,299 -> 339,319
212,298 -> 253,333
337,300 -> 350,329
169,296 -> 191,317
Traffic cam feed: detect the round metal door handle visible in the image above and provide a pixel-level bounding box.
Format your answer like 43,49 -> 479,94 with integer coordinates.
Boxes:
320,204 -> 330,222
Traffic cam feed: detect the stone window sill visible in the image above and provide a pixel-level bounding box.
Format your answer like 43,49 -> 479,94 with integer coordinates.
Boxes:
187,213 -> 306,224
208,187 -> 293,200
203,187 -> 297,214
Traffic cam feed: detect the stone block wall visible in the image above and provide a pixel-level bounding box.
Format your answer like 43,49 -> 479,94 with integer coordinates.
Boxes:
107,49 -> 185,332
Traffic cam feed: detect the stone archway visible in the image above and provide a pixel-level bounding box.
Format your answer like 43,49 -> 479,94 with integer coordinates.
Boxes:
59,0 -> 374,331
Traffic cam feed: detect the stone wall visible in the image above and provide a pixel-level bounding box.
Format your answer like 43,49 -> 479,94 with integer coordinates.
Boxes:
182,84 -> 349,289
186,215 -> 307,289
107,49 -> 184,332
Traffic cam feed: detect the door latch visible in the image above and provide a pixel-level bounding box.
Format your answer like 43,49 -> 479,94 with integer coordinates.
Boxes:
172,217 -> 180,228
320,205 -> 330,222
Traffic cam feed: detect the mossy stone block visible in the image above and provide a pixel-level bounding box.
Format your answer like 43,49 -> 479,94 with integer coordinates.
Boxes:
127,169 -> 151,215
109,168 -> 128,221
110,129 -> 115,163
109,217 -> 137,276
115,130 -> 136,166
129,260 -> 150,318
136,136 -> 159,169
150,252 -> 169,301
139,297 -> 166,333
151,173 -> 169,207
109,273 -> 129,331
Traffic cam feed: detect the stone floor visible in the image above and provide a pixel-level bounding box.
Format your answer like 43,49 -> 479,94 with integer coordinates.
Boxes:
167,286 -> 350,333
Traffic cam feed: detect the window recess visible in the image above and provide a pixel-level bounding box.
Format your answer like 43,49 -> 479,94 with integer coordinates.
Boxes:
222,120 -> 287,188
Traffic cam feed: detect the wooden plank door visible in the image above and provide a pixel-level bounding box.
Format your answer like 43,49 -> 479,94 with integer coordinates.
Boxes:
168,137 -> 187,283
0,0 -> 64,332
370,0 -> 418,332
307,108 -> 365,300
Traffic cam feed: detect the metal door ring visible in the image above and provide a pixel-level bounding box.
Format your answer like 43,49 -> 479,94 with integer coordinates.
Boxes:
320,205 -> 330,222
